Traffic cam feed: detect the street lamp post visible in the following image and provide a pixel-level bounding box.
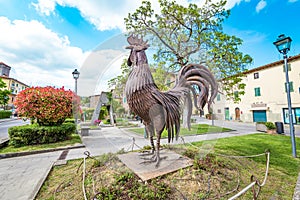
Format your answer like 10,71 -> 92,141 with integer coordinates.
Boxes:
273,34 -> 297,158
72,69 -> 80,125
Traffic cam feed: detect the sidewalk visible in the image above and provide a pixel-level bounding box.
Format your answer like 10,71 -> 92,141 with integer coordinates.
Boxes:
0,119 -> 299,200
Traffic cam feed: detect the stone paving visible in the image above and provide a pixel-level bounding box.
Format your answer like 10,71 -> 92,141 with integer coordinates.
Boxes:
0,151 -> 61,200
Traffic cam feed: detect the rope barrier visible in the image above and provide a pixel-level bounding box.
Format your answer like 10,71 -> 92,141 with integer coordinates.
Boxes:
228,151 -> 270,200
179,135 -> 271,199
91,132 -> 270,199
126,137 -> 143,152
82,151 -> 90,200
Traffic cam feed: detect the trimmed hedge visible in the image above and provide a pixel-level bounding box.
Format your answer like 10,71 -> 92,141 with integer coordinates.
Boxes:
0,110 -> 12,119
8,123 -> 76,147
265,122 -> 276,130
64,118 -> 75,124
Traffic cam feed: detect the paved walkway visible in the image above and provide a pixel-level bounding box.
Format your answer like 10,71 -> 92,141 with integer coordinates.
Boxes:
0,118 -> 299,200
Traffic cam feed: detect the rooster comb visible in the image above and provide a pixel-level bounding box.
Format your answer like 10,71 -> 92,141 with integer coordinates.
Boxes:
126,34 -> 149,50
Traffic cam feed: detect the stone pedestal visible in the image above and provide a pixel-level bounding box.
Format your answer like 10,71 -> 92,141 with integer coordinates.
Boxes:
81,127 -> 90,136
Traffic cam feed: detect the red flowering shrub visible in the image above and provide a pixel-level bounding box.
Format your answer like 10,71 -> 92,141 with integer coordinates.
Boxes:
14,86 -> 80,126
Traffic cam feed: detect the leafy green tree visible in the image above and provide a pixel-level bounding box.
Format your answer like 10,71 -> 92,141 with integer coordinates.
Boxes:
108,59 -> 131,98
0,78 -> 11,108
124,0 -> 253,102
109,59 -> 173,98
150,62 -> 173,91
99,106 -> 108,120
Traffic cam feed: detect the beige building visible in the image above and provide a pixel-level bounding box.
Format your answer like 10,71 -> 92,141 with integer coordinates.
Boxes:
0,62 -> 29,108
213,54 -> 300,125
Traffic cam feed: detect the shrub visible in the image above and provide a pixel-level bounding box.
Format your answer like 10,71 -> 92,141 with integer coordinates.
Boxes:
14,86 -> 80,126
99,106 -> 108,120
256,121 -> 266,124
0,110 -> 12,119
8,123 -> 76,147
82,108 -> 94,121
64,118 -> 75,124
265,122 -> 276,130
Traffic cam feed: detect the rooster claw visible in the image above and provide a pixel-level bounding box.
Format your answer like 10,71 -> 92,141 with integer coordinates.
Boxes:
139,151 -> 154,157
139,155 -> 167,168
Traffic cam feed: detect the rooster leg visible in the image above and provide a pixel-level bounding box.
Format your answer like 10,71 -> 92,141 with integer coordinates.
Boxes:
139,124 -> 155,157
155,128 -> 167,167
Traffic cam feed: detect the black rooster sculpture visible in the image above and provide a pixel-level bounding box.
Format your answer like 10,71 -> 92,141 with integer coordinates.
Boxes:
125,35 -> 218,167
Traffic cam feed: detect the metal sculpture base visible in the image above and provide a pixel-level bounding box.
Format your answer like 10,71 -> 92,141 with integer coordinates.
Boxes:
118,149 -> 193,181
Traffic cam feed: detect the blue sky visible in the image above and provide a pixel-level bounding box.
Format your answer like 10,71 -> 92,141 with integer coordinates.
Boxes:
0,0 -> 299,96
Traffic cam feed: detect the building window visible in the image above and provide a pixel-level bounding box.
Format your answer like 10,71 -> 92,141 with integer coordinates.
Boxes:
216,94 -> 221,101
254,72 -> 259,79
234,91 -> 238,99
285,82 -> 294,92
254,87 -> 261,96
283,108 -> 299,124
283,63 -> 291,72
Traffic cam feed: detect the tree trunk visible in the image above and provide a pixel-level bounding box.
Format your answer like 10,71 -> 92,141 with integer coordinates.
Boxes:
182,97 -> 192,129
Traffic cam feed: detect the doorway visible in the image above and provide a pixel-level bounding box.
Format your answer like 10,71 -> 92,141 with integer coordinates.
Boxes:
235,107 -> 241,120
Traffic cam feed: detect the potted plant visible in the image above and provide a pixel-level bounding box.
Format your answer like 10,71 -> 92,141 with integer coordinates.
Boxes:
256,121 -> 267,132
265,122 -> 276,134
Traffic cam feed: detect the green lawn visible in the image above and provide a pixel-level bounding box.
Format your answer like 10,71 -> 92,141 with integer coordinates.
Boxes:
0,134 -> 82,154
210,133 -> 300,176
129,123 -> 233,138
185,133 -> 300,198
36,133 -> 300,199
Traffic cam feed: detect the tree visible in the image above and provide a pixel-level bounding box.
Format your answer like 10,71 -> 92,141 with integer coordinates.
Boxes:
0,78 -> 11,108
150,62 -> 173,91
108,59 -> 131,98
124,0 -> 252,102
14,86 -> 79,126
108,59 -> 173,98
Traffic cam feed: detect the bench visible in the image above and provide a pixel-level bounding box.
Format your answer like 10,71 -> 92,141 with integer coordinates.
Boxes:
80,126 -> 90,136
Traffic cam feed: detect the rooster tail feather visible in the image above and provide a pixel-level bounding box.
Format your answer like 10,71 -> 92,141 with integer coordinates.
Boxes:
186,92 -> 192,131
175,63 -> 218,113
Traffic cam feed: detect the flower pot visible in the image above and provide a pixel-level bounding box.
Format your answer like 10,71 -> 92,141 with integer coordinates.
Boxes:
266,129 -> 276,134
256,123 -> 267,132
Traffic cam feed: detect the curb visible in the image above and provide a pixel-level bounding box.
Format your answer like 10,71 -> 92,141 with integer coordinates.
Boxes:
0,117 -> 20,123
294,172 -> 300,200
0,144 -> 85,159
29,160 -> 54,200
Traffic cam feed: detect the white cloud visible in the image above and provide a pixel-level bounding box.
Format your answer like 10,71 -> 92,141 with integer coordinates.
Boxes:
32,0 -> 247,32
32,0 -> 153,31
0,17 -> 88,91
78,49 -> 127,96
190,0 -> 250,10
31,0 -> 57,16
78,33 -> 130,96
256,0 -> 267,13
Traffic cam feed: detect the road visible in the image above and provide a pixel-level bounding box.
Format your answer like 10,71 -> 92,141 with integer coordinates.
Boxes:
0,119 -> 29,139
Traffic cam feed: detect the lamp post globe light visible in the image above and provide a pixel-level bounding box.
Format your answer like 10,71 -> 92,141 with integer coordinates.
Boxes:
72,69 -> 80,125
273,34 -> 297,158
72,69 -> 80,94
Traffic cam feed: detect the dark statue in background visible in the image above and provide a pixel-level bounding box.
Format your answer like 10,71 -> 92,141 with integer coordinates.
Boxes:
125,35 -> 218,167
